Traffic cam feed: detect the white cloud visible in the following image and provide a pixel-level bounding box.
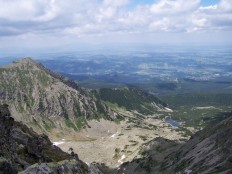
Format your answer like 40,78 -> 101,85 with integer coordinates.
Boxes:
0,0 -> 59,21
218,0 -> 232,13
149,18 -> 170,31
0,0 -> 231,47
186,27 -> 201,33
96,7 -> 116,22
192,18 -> 207,27
199,5 -> 217,11
150,0 -> 200,15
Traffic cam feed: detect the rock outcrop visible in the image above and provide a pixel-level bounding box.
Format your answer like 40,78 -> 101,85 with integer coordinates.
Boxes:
0,104 -> 91,173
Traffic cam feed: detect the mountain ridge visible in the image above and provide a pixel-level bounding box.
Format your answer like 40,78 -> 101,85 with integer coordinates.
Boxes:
0,57 -> 169,134
115,111 -> 232,174
0,57 -> 114,133
1,57 -> 231,173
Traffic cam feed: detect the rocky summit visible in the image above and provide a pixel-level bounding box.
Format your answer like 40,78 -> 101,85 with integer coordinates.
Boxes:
0,104 -> 104,174
0,58 -> 114,133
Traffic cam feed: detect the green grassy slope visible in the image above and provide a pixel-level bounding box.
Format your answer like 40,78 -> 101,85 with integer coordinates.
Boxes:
93,87 -> 167,115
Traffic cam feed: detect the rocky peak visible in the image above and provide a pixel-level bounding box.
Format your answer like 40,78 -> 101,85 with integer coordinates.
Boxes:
15,57 -> 36,64
0,58 -> 113,133
6,57 -> 40,69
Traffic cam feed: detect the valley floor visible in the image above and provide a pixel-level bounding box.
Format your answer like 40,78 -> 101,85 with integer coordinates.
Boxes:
52,115 -> 188,168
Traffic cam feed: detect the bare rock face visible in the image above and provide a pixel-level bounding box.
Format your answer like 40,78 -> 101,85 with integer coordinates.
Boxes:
0,58 -> 114,131
115,112 -> 232,174
0,157 -> 17,174
23,160 -> 90,174
163,111 -> 232,174
0,104 -> 91,173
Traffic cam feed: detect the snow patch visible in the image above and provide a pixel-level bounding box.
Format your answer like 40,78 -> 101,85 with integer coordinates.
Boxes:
110,134 -> 116,138
195,106 -> 216,110
110,131 -> 118,138
53,141 -> 65,146
164,107 -> 173,112
118,154 -> 126,164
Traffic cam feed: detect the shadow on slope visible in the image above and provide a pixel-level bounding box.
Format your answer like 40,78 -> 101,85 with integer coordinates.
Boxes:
0,104 -> 90,173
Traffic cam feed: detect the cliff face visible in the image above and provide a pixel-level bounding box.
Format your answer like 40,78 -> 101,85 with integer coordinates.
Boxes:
114,112 -> 232,174
163,111 -> 232,174
0,104 -> 90,173
0,58 -> 114,131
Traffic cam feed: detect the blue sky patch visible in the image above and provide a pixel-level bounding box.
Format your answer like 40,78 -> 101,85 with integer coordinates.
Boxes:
128,0 -> 220,8
201,0 -> 220,6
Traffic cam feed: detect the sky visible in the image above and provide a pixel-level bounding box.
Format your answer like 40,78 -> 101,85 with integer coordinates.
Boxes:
0,0 -> 232,54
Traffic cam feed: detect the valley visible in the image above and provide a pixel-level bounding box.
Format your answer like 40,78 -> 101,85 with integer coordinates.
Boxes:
1,0 -> 232,173
53,114 -> 186,168
0,54 -> 231,173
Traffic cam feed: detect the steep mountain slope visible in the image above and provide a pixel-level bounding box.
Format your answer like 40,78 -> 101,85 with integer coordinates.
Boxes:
0,58 -> 113,132
164,111 -> 232,174
0,58 -> 171,134
115,111 -> 232,174
0,104 -> 93,173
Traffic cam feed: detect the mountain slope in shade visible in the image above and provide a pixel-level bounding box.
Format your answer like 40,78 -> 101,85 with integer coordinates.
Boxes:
0,104 -> 93,173
164,111 -> 232,174
0,58 -> 114,132
115,112 -> 232,174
